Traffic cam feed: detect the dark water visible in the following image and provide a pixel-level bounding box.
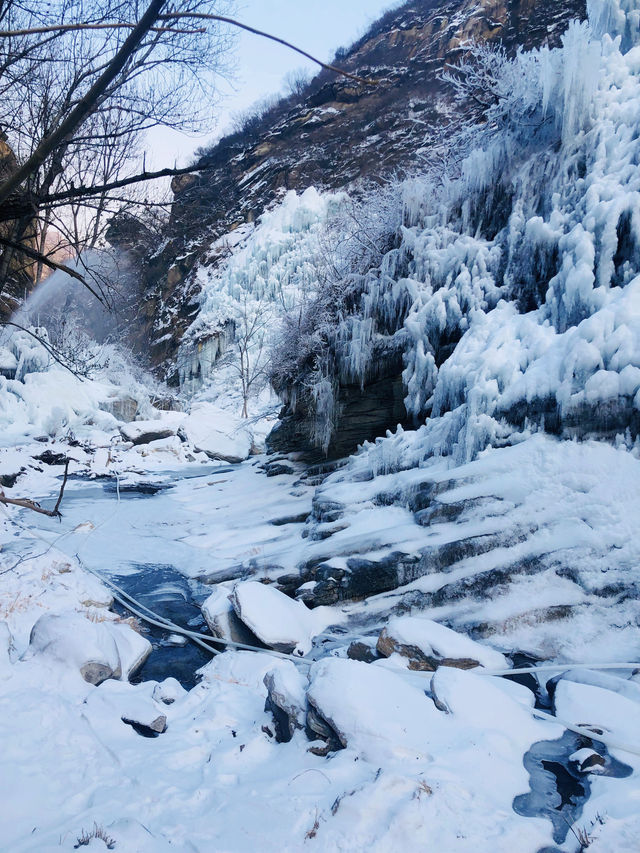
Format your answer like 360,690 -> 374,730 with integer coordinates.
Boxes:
110,563 -> 216,689
513,729 -> 632,844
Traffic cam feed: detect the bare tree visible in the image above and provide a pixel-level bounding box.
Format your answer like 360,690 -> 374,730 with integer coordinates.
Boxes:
231,293 -> 272,419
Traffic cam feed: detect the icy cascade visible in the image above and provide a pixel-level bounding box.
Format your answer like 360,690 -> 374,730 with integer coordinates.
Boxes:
177,188 -> 344,393
275,6 -> 640,463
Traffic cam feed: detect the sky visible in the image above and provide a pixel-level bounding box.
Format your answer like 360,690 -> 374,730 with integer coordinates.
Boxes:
147,0 -> 405,168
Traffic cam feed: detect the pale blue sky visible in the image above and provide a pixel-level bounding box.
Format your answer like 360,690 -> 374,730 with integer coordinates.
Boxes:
148,0 -> 404,167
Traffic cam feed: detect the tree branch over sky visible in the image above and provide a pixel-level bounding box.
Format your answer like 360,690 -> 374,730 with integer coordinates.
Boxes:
0,0 -> 374,303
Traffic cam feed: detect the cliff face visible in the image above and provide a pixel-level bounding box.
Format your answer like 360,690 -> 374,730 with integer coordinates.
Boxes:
139,0 -> 585,375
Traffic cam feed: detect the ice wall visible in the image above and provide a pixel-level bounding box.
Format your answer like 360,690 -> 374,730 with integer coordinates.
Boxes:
177,187 -> 344,394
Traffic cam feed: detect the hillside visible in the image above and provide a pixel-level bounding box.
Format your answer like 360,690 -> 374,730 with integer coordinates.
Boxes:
139,0 -> 585,372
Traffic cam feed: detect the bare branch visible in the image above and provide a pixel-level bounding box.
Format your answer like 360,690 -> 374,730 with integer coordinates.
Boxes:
158,13 -> 377,84
0,458 -> 70,519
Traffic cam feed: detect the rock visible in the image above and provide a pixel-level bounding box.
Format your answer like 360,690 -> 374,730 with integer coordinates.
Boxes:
201,585 -> 264,647
122,713 -> 167,735
547,668 -> 640,706
33,449 -> 67,466
119,420 -> 177,446
569,748 -> 606,773
25,613 -> 151,685
0,472 -> 21,488
305,703 -> 344,753
107,622 -> 152,681
263,662 -> 307,742
347,640 -> 380,663
230,581 -> 321,656
153,678 -> 187,706
181,402 -> 251,463
265,462 -> 294,477
99,395 -> 139,422
553,679 -> 640,747
26,613 -> 122,685
377,616 -> 508,671
307,658 -> 443,761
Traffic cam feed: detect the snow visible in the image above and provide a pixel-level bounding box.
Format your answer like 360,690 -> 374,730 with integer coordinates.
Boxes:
1,3 -> 640,851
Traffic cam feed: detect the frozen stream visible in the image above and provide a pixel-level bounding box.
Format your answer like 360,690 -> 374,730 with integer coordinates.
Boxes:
5,459 -> 315,686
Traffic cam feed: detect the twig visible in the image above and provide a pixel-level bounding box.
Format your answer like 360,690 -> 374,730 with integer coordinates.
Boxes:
158,13 -> 378,85
0,458 -> 70,519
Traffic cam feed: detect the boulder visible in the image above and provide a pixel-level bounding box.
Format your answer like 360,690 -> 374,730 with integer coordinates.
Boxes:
201,585 -> 264,647
347,640 -> 380,663
377,616 -> 508,671
25,613 -> 151,685
119,420 -> 176,446
263,662 -> 307,742
26,613 -> 122,684
307,658 -> 442,760
230,581 -> 321,656
99,395 -> 139,422
181,402 -> 251,463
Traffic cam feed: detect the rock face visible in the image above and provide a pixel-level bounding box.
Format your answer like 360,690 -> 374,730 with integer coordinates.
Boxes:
138,0 -> 585,378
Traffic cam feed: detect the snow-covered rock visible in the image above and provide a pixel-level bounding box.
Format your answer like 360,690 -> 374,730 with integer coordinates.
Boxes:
377,616 -> 508,670
230,581 -> 322,655
307,657 -> 443,760
25,612 -> 122,684
181,402 -> 251,463
25,613 -> 151,685
107,621 -> 152,681
201,584 -> 261,647
152,677 -> 187,706
263,661 -> 307,742
119,418 -> 178,445
553,679 -> 640,751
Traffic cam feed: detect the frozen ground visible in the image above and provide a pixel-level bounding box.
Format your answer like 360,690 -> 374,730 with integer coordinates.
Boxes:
2,386 -> 640,851
2,2 -> 640,850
